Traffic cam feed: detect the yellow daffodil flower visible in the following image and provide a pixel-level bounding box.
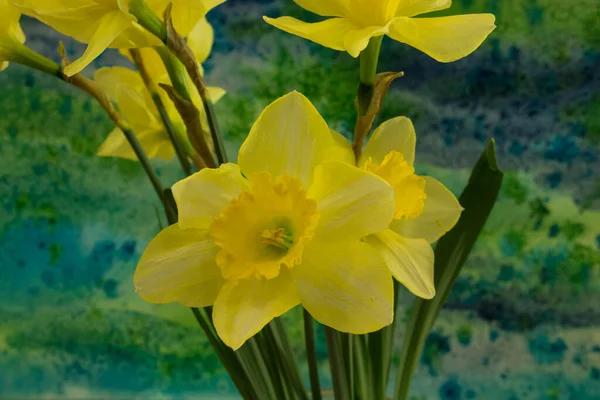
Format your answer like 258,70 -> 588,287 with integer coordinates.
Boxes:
14,0 -> 224,76
94,52 -> 225,160
96,16 -> 224,161
134,91 -> 396,349
145,0 -> 225,40
264,0 -> 496,62
334,117 -> 463,298
95,66 -> 177,160
118,15 -> 216,92
0,0 -> 26,72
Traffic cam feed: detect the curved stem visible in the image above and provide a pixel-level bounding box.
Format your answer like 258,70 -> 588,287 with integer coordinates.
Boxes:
129,48 -> 193,176
130,1 -> 228,164
13,44 -> 174,221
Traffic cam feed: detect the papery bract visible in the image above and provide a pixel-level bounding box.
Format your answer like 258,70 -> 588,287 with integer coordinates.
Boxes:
264,0 -> 495,62
94,49 -> 225,160
134,91 -> 396,350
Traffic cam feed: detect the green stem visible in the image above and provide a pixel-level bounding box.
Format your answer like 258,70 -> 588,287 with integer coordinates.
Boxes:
129,48 -> 193,176
191,308 -> 259,400
201,91 -> 228,164
152,92 -> 193,176
352,335 -> 371,400
357,36 -> 383,115
303,310 -> 322,400
359,36 -> 383,86
10,43 -> 62,77
340,333 -> 354,399
154,46 -> 192,101
368,281 -> 399,399
128,0 -> 167,41
325,327 -> 349,400
129,2 -> 228,164
269,320 -> 309,400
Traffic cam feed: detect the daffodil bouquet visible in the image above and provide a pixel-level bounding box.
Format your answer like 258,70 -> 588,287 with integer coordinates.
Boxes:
1,0 -> 503,399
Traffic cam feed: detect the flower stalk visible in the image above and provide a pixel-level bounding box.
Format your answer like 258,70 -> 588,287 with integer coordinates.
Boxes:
357,36 -> 383,112
325,327 -> 350,400
11,42 -> 176,221
303,310 -> 322,400
129,0 -> 228,164
129,48 -> 193,176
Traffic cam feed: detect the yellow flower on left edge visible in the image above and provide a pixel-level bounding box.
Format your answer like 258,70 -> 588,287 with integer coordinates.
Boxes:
0,0 -> 26,72
134,91 -> 397,350
264,0 -> 495,62
14,0 -> 225,76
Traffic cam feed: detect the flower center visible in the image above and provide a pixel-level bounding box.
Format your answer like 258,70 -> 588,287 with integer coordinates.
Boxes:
209,172 -> 319,281
363,151 -> 427,220
260,228 -> 294,250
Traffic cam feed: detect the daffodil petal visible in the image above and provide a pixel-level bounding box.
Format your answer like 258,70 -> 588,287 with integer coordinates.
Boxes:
97,128 -> 134,159
293,0 -> 350,17
238,91 -> 334,186
63,10 -> 133,76
0,1 -> 25,42
115,83 -> 159,131
365,229 -> 435,299
391,176 -> 462,243
145,0 -> 224,37
396,0 -> 451,17
361,116 -> 416,166
343,24 -> 389,57
389,14 -> 496,63
348,0 -> 402,25
308,161 -> 394,241
188,17 -> 214,64
172,163 -> 249,230
263,16 -> 356,53
208,86 -> 226,103
213,269 -> 300,350
134,224 -> 224,307
293,241 -> 393,333
94,66 -> 144,100
97,128 -> 173,160
329,129 -> 354,165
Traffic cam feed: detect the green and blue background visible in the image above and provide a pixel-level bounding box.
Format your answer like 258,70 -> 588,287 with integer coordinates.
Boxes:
1,0 -> 599,398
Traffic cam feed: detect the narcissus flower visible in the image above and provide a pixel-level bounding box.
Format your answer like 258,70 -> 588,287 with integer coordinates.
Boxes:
145,0 -> 224,41
94,49 -> 225,160
335,117 -> 463,298
0,0 -> 26,72
14,0 -> 224,76
264,0 -> 496,62
134,92 -> 396,349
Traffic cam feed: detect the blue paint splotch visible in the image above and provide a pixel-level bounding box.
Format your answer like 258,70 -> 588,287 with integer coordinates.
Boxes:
440,378 -> 462,400
422,331 -> 452,375
528,334 -> 568,365
0,218 -> 140,304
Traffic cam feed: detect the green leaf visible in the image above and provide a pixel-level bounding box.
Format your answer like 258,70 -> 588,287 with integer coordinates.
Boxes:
393,140 -> 504,400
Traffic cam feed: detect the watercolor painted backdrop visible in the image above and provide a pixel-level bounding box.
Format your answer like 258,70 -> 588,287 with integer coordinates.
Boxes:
1,0 -> 599,399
